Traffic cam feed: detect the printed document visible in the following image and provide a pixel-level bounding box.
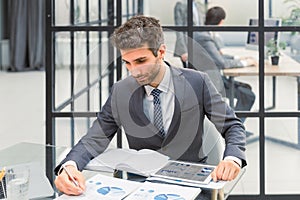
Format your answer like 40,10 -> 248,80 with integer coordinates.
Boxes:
54,174 -> 140,200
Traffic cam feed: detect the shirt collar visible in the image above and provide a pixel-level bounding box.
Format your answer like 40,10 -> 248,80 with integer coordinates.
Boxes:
144,63 -> 170,96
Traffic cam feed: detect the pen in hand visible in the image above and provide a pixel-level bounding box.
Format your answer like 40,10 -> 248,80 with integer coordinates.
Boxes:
62,165 -> 79,187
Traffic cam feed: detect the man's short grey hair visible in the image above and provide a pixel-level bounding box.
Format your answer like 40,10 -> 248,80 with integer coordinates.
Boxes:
111,15 -> 164,56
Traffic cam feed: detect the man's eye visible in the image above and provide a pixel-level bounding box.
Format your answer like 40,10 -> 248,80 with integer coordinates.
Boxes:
136,59 -> 146,64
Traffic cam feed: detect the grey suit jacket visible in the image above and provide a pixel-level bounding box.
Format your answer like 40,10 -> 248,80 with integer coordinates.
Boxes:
194,32 -> 244,69
55,64 -> 247,174
173,1 -> 204,57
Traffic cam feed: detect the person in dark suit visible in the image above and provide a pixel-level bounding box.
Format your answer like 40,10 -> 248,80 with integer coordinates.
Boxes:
173,0 -> 204,68
193,6 -> 256,122
54,15 -> 247,197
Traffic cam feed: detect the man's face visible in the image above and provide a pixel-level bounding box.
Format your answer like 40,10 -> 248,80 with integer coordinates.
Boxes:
120,44 -> 165,87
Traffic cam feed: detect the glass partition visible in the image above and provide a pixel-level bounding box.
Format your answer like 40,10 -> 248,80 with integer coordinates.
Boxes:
264,31 -> 300,112
54,0 -> 110,26
229,118 -> 260,195
265,117 -> 300,195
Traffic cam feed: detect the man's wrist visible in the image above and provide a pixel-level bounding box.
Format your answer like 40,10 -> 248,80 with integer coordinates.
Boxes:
240,60 -> 248,67
224,156 -> 242,167
58,160 -> 78,175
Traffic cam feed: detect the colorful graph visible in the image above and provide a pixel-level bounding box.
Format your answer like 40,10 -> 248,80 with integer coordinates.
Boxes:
88,180 -> 126,197
154,193 -> 185,200
130,188 -> 187,200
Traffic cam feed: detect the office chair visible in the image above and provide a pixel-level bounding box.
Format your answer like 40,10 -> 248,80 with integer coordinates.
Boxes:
202,117 -> 225,165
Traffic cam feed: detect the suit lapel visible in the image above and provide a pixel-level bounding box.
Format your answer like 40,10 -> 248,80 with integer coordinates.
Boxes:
171,67 -> 185,107
129,86 -> 150,127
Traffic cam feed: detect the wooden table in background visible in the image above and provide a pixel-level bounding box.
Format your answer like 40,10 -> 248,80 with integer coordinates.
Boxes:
222,47 -> 300,149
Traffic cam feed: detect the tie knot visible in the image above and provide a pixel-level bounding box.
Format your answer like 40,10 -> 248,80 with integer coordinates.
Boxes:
151,88 -> 162,98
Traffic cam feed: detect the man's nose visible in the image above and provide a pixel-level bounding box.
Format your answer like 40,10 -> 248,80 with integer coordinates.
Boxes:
130,67 -> 141,77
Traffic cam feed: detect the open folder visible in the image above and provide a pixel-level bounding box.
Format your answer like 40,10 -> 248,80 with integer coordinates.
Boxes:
85,148 -> 170,177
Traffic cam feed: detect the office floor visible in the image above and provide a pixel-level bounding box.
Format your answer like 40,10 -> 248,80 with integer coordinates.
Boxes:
0,63 -> 300,196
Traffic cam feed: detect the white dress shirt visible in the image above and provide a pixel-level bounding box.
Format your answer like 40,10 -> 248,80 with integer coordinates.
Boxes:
143,64 -> 175,135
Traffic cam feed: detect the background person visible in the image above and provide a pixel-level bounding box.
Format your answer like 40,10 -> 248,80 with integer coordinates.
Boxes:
194,6 -> 256,123
173,0 -> 204,68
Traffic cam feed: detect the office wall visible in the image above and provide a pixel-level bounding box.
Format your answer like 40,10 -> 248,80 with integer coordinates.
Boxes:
143,0 -> 178,25
212,0 -> 291,22
144,0 -> 292,26
144,0 -> 256,25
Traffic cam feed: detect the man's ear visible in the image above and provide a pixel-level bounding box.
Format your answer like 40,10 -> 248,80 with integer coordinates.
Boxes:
157,44 -> 166,59
218,19 -> 224,26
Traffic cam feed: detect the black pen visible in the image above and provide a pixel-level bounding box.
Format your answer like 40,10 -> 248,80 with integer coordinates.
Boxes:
62,165 -> 79,187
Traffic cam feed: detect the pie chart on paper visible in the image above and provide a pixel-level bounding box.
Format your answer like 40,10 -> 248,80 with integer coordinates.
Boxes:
97,186 -> 126,197
154,193 -> 186,200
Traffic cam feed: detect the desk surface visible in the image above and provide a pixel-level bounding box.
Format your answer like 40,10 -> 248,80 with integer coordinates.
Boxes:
0,142 -> 66,169
0,143 -> 244,200
0,142 -> 67,200
222,47 -> 300,77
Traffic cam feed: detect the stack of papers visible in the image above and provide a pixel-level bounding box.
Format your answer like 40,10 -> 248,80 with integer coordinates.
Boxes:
55,174 -> 201,200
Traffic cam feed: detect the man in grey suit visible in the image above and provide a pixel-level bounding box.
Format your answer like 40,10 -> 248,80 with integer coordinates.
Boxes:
174,0 -> 204,68
54,15 -> 246,197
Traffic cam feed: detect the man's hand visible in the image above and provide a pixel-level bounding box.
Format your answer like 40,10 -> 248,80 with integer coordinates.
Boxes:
211,160 -> 241,182
241,57 -> 258,67
181,53 -> 188,62
54,165 -> 86,196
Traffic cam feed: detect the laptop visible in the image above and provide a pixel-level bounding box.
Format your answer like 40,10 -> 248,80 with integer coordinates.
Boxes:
245,18 -> 281,51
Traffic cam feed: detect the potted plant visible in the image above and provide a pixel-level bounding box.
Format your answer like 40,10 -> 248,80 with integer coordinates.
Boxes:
282,0 -> 300,27
282,0 -> 300,53
266,38 -> 286,65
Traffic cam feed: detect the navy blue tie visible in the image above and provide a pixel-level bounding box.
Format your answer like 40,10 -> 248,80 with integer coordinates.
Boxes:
151,89 -> 165,137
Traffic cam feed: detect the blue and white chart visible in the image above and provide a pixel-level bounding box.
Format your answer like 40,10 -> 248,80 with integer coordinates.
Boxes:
124,181 -> 201,200
55,174 -> 140,200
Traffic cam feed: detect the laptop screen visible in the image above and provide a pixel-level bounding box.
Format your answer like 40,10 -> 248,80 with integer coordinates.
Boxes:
246,18 -> 281,50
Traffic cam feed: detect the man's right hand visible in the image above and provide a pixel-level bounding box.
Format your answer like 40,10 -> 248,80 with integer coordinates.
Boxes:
241,57 -> 258,67
54,165 -> 86,196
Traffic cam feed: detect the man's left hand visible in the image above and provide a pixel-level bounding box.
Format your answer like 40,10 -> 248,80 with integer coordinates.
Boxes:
210,160 -> 241,182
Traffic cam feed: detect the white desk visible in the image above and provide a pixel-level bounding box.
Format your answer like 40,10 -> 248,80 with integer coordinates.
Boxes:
222,47 -> 300,149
